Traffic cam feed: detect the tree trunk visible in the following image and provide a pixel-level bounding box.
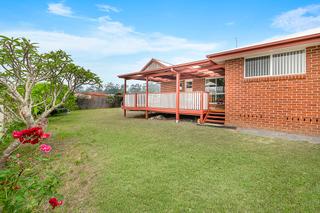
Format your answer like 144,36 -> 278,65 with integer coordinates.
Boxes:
0,140 -> 20,169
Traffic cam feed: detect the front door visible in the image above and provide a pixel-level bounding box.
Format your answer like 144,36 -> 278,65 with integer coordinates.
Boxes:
185,79 -> 193,92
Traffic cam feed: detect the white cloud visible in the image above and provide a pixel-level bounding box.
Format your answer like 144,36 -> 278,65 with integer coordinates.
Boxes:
225,21 -> 235,26
272,4 -> 320,32
97,16 -> 134,35
48,3 -> 73,17
4,5 -> 221,82
96,4 -> 120,13
2,15 -> 218,56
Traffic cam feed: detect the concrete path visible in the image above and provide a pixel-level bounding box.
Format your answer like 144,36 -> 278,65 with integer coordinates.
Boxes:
237,128 -> 320,144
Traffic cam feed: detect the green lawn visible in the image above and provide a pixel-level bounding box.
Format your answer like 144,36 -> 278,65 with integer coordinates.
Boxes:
47,108 -> 320,212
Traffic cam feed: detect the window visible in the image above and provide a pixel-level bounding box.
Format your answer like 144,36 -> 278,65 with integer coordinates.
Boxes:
205,78 -> 225,104
245,56 -> 270,77
272,50 -> 306,75
185,80 -> 193,92
245,50 -> 306,77
186,81 -> 192,88
179,81 -> 183,91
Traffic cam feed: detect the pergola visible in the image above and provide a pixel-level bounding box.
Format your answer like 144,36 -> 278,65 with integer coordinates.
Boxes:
118,59 -> 225,122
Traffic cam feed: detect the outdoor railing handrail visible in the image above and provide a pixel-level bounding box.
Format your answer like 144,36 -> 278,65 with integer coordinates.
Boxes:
124,91 -> 208,110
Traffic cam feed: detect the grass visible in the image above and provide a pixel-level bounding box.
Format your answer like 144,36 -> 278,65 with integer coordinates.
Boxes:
45,108 -> 320,212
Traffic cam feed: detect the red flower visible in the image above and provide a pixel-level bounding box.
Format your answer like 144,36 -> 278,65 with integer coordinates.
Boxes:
42,133 -> 51,139
49,197 -> 63,209
12,131 -> 23,138
40,144 -> 52,153
12,127 -> 51,144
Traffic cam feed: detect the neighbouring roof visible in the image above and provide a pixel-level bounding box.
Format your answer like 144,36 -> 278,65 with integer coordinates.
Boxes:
140,58 -> 173,72
207,28 -> 320,62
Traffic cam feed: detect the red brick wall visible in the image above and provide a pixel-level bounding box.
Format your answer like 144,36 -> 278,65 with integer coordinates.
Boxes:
225,45 -> 320,136
160,81 -> 176,92
160,79 -> 205,92
193,79 -> 205,91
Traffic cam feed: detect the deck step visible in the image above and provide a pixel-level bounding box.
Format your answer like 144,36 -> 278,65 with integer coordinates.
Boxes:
209,110 -> 225,113
207,114 -> 225,116
205,119 -> 225,124
203,109 -> 225,125
207,115 -> 225,119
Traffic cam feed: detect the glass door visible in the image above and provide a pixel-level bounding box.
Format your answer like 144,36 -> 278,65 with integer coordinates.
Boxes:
205,78 -> 225,105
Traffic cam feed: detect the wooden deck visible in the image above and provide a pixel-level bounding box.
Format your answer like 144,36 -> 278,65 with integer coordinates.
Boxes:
123,92 -> 209,120
123,106 -> 207,116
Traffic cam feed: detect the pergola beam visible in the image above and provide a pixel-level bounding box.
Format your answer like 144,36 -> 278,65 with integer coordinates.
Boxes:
148,71 -> 175,77
118,60 -> 225,82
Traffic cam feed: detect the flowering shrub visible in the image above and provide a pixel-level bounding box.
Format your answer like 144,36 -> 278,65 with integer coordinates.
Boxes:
40,144 -> 52,153
49,197 -> 63,209
0,127 -> 63,211
12,127 -> 50,144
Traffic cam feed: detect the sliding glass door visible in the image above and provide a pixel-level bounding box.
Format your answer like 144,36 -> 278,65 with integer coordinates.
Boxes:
205,78 -> 225,105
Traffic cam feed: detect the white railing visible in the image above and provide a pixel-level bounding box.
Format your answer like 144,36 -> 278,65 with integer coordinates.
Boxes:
124,94 -> 135,107
137,94 -> 146,107
149,93 -> 176,108
203,93 -> 208,110
124,92 -> 208,110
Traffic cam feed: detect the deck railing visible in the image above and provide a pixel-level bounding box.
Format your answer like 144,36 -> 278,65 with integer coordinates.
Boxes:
149,93 -> 176,108
124,92 -> 208,110
137,93 -> 146,107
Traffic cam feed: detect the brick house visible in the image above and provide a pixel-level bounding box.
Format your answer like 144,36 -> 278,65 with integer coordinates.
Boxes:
118,30 -> 320,136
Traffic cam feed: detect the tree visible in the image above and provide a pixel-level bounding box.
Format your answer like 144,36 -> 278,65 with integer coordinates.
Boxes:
128,83 -> 143,93
104,82 -> 123,94
0,36 -> 101,167
128,82 -> 160,93
31,83 -> 78,115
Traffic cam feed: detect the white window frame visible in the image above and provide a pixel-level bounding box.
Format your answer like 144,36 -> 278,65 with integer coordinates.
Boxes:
244,49 -> 306,78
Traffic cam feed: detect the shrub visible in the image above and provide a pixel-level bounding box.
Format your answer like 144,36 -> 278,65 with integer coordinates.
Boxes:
0,127 -> 63,212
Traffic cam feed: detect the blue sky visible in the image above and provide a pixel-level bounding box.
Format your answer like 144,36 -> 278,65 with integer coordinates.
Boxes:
0,0 -> 320,83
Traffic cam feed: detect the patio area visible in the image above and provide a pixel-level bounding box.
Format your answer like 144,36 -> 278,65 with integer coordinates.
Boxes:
118,59 -> 225,123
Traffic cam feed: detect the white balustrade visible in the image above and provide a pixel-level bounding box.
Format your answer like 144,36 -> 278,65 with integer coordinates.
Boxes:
124,92 -> 208,110
137,94 -> 146,107
124,94 -> 135,107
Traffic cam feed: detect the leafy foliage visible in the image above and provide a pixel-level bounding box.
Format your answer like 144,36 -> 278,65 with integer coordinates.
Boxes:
104,82 -> 123,94
128,82 -> 160,93
0,121 -> 25,147
31,83 -> 77,116
0,35 -> 102,169
85,82 -> 160,94
0,148 -> 62,212
0,126 -> 61,212
0,36 -> 102,126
